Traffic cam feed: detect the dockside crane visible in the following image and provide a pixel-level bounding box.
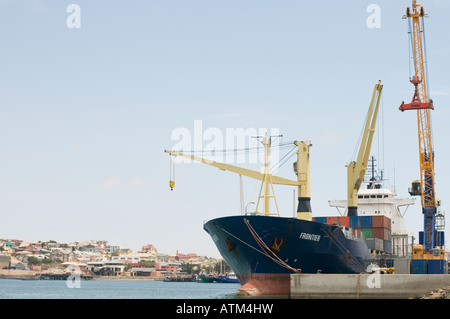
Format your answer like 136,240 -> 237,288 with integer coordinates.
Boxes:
399,1 -> 444,258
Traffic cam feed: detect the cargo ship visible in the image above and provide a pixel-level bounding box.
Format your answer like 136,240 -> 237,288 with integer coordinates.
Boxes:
201,160 -> 417,295
165,82 -> 416,296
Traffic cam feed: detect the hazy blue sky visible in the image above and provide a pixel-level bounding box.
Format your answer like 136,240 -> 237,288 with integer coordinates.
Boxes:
0,0 -> 449,257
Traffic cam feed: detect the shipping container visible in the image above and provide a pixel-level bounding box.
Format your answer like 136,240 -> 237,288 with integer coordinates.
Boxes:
378,238 -> 384,251
361,228 -> 373,238
418,231 -> 441,246
365,237 -> 383,251
372,216 -> 391,230
383,240 -> 392,254
411,259 -> 427,274
338,216 -> 349,228
326,217 -> 339,225
313,217 -> 327,224
360,216 -> 373,228
427,259 -> 447,274
351,228 -> 361,238
373,227 -> 389,241
349,216 -> 360,228
436,231 -> 445,246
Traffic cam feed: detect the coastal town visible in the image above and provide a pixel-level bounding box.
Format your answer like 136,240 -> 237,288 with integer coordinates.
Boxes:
0,238 -> 231,280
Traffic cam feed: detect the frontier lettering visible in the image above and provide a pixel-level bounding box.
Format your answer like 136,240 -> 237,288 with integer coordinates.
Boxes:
299,232 -> 321,242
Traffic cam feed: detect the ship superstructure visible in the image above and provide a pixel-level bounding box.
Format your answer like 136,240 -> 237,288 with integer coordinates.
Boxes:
329,157 -> 414,233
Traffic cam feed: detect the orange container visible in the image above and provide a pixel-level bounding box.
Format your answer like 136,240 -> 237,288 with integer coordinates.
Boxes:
352,228 -> 361,238
338,216 -> 350,228
326,217 -> 338,225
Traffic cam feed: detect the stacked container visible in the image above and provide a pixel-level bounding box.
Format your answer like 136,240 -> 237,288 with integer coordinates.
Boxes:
313,215 -> 392,253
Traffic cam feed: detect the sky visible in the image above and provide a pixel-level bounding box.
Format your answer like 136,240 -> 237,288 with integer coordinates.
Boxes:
0,0 -> 449,258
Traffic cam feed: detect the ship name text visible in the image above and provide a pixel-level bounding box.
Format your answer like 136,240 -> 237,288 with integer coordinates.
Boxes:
299,232 -> 321,242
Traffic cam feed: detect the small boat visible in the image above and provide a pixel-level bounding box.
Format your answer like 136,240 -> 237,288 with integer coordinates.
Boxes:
164,275 -> 196,282
198,275 -> 215,283
218,273 -> 239,284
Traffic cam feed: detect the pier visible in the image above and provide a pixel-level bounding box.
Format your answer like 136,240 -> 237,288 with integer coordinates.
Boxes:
39,273 -> 93,280
290,274 -> 450,299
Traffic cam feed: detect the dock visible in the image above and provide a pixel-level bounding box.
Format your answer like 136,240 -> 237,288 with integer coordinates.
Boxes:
0,274 -> 40,280
290,273 -> 450,299
39,273 -> 93,280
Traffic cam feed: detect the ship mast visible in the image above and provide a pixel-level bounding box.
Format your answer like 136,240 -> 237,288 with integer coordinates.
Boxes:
254,133 -> 279,216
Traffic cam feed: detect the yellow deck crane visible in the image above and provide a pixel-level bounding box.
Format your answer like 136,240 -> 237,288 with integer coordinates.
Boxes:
346,81 -> 383,216
165,136 -> 313,220
399,0 -> 444,259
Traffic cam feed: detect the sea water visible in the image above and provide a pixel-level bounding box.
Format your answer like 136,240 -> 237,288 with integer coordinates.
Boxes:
0,280 -> 241,299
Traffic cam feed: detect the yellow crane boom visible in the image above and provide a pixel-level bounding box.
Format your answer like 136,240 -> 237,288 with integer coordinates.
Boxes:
346,81 -> 383,216
164,150 -> 300,187
165,138 -> 313,220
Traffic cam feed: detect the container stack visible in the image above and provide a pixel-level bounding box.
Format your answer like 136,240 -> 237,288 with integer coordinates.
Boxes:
313,215 -> 392,254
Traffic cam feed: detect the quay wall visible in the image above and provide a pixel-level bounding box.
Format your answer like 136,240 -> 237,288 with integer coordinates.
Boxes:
290,274 -> 450,299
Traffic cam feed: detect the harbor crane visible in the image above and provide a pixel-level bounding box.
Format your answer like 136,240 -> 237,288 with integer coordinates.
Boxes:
399,0 -> 444,257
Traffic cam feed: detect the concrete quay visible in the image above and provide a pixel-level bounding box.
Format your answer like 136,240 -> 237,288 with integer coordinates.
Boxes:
290,274 -> 450,299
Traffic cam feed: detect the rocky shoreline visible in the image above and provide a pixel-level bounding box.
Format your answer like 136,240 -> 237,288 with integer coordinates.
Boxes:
415,286 -> 450,299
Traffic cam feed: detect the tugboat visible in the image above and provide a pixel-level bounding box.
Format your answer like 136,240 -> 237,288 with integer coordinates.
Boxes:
218,272 -> 239,284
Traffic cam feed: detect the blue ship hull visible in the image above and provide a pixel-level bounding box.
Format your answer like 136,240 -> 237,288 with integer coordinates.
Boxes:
203,215 -> 373,295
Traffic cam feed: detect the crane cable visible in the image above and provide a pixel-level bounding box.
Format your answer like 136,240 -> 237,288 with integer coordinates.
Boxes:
180,141 -> 296,155
270,145 -> 297,174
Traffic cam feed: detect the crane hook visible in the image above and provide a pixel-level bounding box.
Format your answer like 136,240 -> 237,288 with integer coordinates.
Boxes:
169,155 -> 175,191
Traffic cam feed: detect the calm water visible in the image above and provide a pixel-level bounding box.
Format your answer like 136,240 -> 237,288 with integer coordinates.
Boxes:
0,280 -> 241,299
